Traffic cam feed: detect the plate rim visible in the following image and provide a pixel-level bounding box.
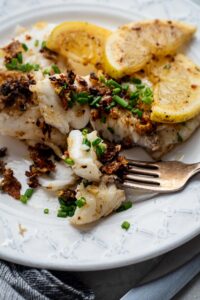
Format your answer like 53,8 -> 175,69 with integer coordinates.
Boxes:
0,0 -> 200,271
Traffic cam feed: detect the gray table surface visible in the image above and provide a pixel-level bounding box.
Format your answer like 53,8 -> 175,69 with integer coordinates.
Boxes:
1,0 -> 200,299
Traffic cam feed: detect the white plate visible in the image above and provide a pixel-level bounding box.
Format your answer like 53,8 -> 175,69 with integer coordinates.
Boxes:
1,0 -> 200,271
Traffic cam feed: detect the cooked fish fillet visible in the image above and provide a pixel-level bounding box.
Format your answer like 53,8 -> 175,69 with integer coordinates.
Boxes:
0,70 -> 66,149
33,73 -> 90,134
67,130 -> 102,182
70,180 -> 125,225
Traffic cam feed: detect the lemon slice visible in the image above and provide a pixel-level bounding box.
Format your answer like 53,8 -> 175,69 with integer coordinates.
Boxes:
46,21 -> 111,69
104,20 -> 196,78
151,54 -> 200,123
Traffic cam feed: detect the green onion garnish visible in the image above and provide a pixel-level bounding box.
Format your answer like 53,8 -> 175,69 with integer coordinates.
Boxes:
112,87 -> 121,95
116,201 -> 132,213
43,69 -> 51,75
92,138 -> 102,147
52,64 -> 61,74
131,77 -> 142,84
106,79 -> 121,89
113,95 -> 128,108
17,52 -> 23,64
20,188 -> 34,204
96,144 -> 106,157
44,208 -> 49,214
57,210 -> 68,218
105,101 -> 116,111
5,58 -> 40,73
90,96 -> 101,107
132,108 -> 143,118
122,84 -> 129,91
22,43 -> 28,51
121,221 -> 130,230
64,158 -> 75,165
24,188 -> 34,198
75,197 -> 86,208
82,137 -> 91,148
82,128 -> 88,135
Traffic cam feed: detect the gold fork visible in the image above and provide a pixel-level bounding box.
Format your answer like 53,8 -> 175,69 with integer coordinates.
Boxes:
121,159 -> 200,193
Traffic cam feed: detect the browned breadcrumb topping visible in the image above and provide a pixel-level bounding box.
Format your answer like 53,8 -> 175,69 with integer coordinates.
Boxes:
0,71 -> 36,112
50,71 -> 77,110
0,166 -> 21,200
3,40 -> 23,63
40,47 -> 58,61
25,144 -> 56,188
135,111 -> 154,135
58,189 -> 76,202
100,143 -> 128,175
101,156 -> 128,175
36,117 -> 52,138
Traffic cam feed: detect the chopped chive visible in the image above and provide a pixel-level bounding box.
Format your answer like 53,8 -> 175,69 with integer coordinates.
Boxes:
57,210 -> 68,218
17,52 -> 23,63
75,197 -> 86,208
5,58 -> 40,73
105,101 -> 116,111
177,133 -> 183,142
116,201 -> 132,212
82,137 -> 91,148
132,108 -> 143,118
64,158 -> 75,165
44,208 -> 49,214
131,77 -> 142,84
112,87 -> 121,95
34,40 -> 39,47
106,79 -> 121,89
107,127 -> 114,134
34,64 -> 40,71
92,138 -> 102,147
77,97 -> 89,104
52,64 -> 61,74
96,144 -> 106,157
24,188 -> 34,198
41,40 -> 46,48
22,43 -> 28,51
100,116 -> 106,123
121,221 -> 130,230
113,95 -> 128,108
122,84 -> 129,91
90,96 -> 101,107
43,69 -> 51,75
20,188 -> 34,204
82,128 -> 88,135
130,91 -> 139,100
20,195 -> 28,204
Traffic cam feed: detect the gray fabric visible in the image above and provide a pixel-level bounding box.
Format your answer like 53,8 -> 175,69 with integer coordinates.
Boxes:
0,260 -> 94,300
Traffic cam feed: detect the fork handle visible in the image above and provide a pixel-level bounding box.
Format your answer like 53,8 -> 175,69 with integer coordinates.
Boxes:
191,162 -> 200,175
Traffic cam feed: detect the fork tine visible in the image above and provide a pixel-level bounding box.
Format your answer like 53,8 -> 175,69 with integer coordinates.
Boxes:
128,166 -> 159,177
122,180 -> 163,192
123,173 -> 160,185
128,159 -> 159,169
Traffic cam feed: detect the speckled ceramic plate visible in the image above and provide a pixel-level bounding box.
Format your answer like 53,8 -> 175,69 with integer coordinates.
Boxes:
0,0 -> 200,271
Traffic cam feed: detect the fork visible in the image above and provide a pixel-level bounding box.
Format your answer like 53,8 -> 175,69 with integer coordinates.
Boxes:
121,159 -> 200,193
